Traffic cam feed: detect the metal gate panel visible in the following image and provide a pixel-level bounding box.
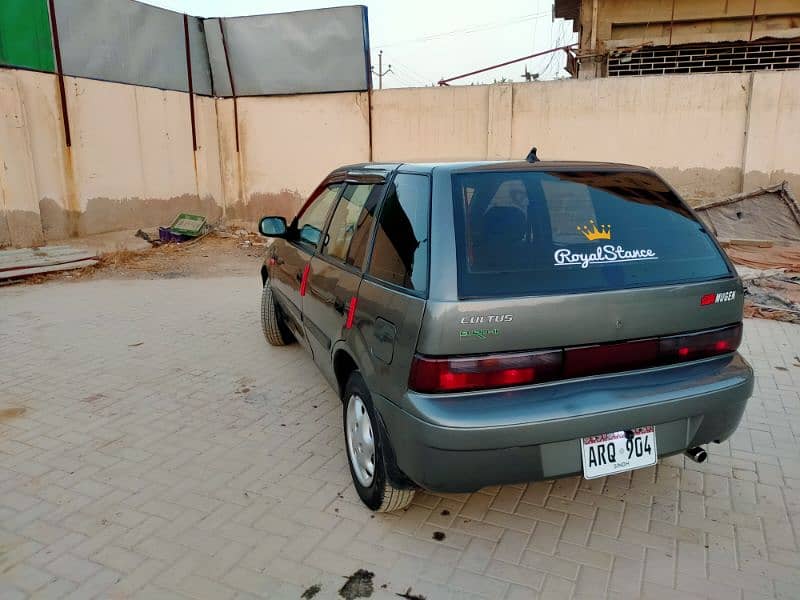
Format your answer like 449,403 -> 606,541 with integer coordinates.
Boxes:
0,0 -> 55,72
53,0 -> 191,92
214,6 -> 370,96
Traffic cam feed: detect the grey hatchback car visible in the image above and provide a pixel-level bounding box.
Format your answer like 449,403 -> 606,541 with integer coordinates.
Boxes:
257,158 -> 753,512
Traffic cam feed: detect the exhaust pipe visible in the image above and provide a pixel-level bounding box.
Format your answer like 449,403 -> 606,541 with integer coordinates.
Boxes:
685,446 -> 707,463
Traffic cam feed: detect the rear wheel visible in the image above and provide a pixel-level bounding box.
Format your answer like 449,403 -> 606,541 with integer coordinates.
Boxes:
343,371 -> 415,512
260,280 -> 294,346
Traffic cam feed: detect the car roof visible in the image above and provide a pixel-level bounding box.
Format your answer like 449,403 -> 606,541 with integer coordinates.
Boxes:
330,160 -> 655,178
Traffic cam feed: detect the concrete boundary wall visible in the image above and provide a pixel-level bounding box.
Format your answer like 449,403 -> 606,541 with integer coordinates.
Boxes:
1,69 -> 223,247
219,92 -> 371,226
369,71 -> 799,202
1,68 -> 798,247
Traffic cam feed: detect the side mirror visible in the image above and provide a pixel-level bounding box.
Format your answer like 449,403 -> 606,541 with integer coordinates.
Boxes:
259,216 -> 287,237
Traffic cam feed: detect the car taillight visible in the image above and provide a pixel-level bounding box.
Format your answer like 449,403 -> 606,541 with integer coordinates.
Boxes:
410,323 -> 742,394
409,350 -> 563,393
564,338 -> 659,379
659,323 -> 742,363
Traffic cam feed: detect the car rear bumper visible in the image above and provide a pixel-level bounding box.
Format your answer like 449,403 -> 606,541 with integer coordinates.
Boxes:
373,353 -> 753,493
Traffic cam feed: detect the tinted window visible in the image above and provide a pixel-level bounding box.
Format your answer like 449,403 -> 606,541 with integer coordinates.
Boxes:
452,170 -> 730,298
322,183 -> 383,268
369,174 -> 430,293
297,184 -> 340,247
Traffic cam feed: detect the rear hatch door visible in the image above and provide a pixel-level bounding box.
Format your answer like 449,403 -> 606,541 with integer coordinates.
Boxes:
419,167 -> 741,356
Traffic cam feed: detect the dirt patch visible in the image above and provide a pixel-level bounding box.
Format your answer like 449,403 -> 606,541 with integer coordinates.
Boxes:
13,231 -> 266,285
301,584 -> 322,599
339,569 -> 374,599
432,531 -> 446,541
0,407 -> 26,421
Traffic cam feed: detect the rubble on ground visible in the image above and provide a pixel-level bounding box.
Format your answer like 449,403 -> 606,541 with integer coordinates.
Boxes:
696,181 -> 800,323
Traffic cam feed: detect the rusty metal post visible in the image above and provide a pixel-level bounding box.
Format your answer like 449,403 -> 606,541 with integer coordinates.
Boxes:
219,20 -> 240,153
183,14 -> 198,152
47,0 -> 71,147
749,0 -> 758,42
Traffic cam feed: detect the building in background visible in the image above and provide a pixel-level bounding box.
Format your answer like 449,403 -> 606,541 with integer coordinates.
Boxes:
554,0 -> 800,78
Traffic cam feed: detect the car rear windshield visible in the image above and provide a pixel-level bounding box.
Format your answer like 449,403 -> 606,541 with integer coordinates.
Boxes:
452,170 -> 731,298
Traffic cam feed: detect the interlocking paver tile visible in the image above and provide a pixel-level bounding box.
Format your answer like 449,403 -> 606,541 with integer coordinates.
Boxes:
1,277 -> 799,598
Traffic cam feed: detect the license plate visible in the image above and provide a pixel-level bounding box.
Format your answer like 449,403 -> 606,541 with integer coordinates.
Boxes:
581,426 -> 657,479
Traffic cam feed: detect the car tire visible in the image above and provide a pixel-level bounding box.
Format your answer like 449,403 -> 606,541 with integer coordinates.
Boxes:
260,280 -> 294,346
343,371 -> 415,512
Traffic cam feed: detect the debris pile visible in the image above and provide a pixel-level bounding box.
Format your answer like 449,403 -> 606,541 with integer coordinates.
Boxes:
216,227 -> 268,248
696,181 -> 800,323
740,268 -> 800,324
137,213 -> 211,247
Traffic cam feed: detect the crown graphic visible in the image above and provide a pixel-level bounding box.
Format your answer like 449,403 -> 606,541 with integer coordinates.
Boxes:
577,220 -> 611,241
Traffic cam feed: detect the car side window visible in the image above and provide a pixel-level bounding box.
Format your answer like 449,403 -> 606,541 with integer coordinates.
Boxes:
368,174 -> 430,293
296,184 -> 341,248
322,183 -> 383,269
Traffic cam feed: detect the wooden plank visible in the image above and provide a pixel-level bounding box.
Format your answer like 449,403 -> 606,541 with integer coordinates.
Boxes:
0,259 -> 98,280
0,245 -> 75,258
0,250 -> 93,265
0,248 -> 96,271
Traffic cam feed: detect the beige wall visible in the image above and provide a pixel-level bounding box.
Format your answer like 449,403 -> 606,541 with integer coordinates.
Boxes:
223,92 -> 371,224
743,70 -> 800,193
372,86 -> 490,162
369,71 -> 796,202
510,73 -> 750,199
1,69 -> 223,247
55,76 -> 223,237
0,70 -> 45,247
1,67 -> 798,247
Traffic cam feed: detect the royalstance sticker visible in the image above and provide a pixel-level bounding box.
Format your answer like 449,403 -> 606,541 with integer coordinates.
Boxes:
554,245 -> 659,269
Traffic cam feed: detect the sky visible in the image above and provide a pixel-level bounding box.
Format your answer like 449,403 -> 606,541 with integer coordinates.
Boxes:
139,0 -> 577,87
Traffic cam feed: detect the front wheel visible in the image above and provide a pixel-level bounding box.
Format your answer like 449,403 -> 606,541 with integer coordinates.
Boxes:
343,371 -> 415,512
260,280 -> 294,346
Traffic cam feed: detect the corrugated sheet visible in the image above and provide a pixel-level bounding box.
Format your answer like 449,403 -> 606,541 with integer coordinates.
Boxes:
204,19 -> 232,97
215,6 -> 370,96
53,0 -> 193,92
0,0 -> 55,72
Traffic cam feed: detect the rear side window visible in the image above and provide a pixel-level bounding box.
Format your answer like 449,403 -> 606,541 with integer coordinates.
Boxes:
368,173 -> 430,293
297,184 -> 340,248
452,170 -> 731,298
322,183 -> 383,269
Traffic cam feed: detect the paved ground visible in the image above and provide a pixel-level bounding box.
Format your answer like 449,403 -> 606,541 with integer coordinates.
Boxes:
1,276 -> 799,600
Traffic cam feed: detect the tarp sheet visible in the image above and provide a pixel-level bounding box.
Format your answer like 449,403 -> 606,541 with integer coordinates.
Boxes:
209,7 -> 370,96
726,243 -> 800,272
695,182 -> 800,243
0,0 -> 54,72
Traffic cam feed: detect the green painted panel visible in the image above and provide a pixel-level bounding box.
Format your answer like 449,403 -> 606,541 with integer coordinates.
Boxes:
0,0 -> 55,72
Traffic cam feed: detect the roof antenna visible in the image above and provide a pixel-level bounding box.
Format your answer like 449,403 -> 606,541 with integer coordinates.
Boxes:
526,146 -> 539,163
